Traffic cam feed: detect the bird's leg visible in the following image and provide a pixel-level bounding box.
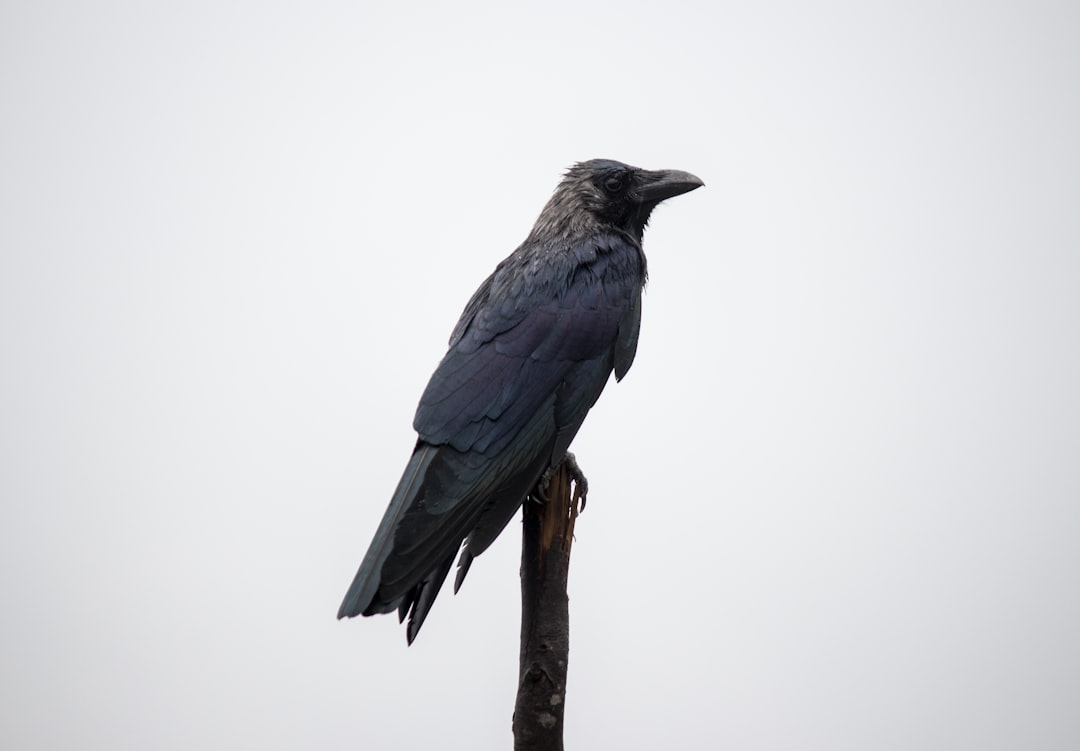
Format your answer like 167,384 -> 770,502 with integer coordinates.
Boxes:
533,452 -> 589,511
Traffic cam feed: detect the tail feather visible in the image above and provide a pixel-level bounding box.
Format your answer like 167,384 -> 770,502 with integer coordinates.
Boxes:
338,400 -> 559,641
404,554 -> 455,644
337,443 -> 438,619
453,549 -> 474,594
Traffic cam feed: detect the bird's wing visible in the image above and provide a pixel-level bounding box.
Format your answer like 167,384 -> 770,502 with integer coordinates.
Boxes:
414,232 -> 644,457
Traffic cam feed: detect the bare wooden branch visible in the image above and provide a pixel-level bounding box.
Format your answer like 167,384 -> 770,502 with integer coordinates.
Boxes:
512,459 -> 585,751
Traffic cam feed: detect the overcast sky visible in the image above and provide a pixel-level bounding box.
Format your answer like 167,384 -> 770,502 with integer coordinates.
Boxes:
2,2 -> 1079,749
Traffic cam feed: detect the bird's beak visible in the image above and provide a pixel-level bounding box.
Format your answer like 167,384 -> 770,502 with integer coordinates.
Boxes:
638,169 -> 705,203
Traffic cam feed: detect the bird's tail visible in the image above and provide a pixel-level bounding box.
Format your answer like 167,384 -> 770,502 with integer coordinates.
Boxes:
337,443 -> 438,621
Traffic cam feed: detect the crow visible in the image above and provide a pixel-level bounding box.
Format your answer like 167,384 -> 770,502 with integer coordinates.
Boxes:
338,159 -> 702,643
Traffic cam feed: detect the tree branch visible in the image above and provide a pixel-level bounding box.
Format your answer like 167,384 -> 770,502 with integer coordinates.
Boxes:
512,458 -> 585,751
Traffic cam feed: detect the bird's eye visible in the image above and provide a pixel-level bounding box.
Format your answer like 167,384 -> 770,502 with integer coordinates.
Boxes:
603,175 -> 624,193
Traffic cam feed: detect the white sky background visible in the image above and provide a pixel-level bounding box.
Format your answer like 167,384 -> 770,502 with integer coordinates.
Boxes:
2,1 -> 1079,748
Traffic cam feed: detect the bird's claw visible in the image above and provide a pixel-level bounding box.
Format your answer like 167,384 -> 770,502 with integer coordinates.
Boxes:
533,452 -> 588,512
562,452 -> 588,512
533,467 -> 553,504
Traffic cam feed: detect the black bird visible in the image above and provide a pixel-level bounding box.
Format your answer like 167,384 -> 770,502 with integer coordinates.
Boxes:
338,159 -> 702,642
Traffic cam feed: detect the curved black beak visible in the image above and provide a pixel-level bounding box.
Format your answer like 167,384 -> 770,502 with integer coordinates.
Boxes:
638,169 -> 705,203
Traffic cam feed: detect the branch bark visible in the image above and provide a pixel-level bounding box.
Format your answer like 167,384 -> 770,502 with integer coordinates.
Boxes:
512,459 -> 585,751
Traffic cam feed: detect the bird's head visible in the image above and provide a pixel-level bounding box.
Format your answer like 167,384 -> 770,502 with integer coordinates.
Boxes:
531,159 -> 703,243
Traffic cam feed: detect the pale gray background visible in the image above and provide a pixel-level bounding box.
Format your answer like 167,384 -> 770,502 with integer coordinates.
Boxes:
2,1 -> 1078,749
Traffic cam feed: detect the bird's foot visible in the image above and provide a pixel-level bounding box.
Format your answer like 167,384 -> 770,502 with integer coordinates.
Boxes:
533,452 -> 589,511
562,452 -> 588,511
